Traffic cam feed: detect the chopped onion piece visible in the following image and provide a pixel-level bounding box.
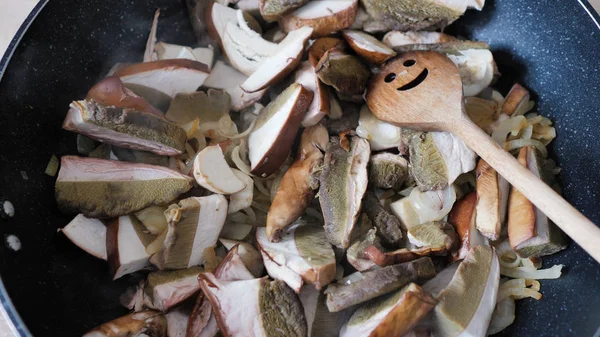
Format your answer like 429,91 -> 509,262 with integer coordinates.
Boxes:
500,264 -> 563,279
505,138 -> 547,157
45,155 -> 59,177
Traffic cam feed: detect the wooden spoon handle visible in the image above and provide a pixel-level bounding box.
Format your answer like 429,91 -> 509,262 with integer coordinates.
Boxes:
450,116 -> 600,263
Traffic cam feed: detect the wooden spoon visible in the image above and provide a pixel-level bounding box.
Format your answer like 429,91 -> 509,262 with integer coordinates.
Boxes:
367,51 -> 600,263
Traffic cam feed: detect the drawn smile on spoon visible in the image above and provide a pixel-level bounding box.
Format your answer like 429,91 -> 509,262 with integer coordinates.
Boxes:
382,59 -> 429,91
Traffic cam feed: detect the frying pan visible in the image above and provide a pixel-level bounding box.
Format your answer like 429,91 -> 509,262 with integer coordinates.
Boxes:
0,0 -> 599,336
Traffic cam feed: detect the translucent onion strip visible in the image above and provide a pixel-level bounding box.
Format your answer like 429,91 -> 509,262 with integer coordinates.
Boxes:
500,264 -> 563,279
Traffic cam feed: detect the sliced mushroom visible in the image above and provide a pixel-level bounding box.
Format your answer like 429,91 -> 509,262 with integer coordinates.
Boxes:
447,48 -> 496,97
340,283 -> 437,337
448,191 -> 487,261
362,190 -> 403,247
508,147 -> 567,258
325,257 -> 436,312
114,59 -> 210,98
294,61 -> 330,127
110,147 -> 170,168
475,159 -> 508,241
205,2 -> 262,48
258,222 -> 336,292
144,266 -> 203,311
266,124 -> 328,241
165,305 -> 193,337
307,37 -> 347,67
315,49 -> 371,102
319,136 -> 370,249
259,0 -> 309,22
198,274 -> 308,337
202,61 -> 267,111
227,169 -> 254,214
501,83 -> 530,116
144,9 -> 160,62
356,105 -> 403,151
368,153 -> 409,190
390,185 -> 457,230
61,214 -> 107,260
106,216 -> 154,279
407,221 -> 459,253
82,310 -> 166,337
431,132 -> 477,184
154,42 -> 215,69
240,26 -> 313,92
299,285 -> 346,337
432,246 -> 499,337
346,226 -> 379,272
86,76 -> 164,117
263,26 -> 288,42
193,145 -> 246,194
151,195 -> 227,269
280,0 -> 358,38
248,83 -> 313,177
166,89 -> 230,127
123,83 -> 172,114
382,31 -> 457,48
55,156 -> 193,218
342,29 -> 396,65
219,239 -> 264,277
465,96 -> 498,133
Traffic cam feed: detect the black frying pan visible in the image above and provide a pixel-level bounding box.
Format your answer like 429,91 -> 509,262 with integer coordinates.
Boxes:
0,0 -> 599,336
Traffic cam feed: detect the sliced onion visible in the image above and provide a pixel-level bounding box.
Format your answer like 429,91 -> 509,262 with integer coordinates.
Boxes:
231,145 -> 252,174
491,115 -> 527,144
488,298 -> 516,335
241,207 -> 257,224
505,138 -> 548,157
45,155 -> 59,177
500,264 -> 563,279
409,185 -> 456,223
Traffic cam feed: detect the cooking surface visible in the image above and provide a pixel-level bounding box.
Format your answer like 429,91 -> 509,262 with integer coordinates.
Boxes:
0,0 -> 599,336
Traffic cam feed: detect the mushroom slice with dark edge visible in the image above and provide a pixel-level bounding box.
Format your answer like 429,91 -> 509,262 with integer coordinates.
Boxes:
106,216 -> 155,279
228,169 -> 254,214
143,266 -> 203,311
197,274 -> 308,337
475,159 -> 508,241
55,156 -> 193,218
368,153 -> 409,190
110,146 -> 170,168
266,124 -> 329,241
407,221 -> 459,253
319,136 -> 370,249
154,42 -> 215,68
315,48 -> 371,102
280,0 -> 358,38
114,59 -> 211,98
362,190 -> 403,247
346,225 -> 379,272
448,191 -> 487,261
240,26 -> 313,93
299,285 -> 347,337
307,37 -> 347,67
294,61 -> 330,127
151,195 -> 227,270
501,83 -> 530,116
508,147 -> 567,258
257,221 -> 336,292
202,61 -> 267,112
193,144 -> 246,194
248,83 -> 313,177
259,0 -> 308,21
342,29 -> 396,65
165,89 -> 231,125
340,283 -> 437,337
82,310 -> 166,337
431,246 -> 499,337
382,31 -> 457,48
325,257 -> 436,312
60,214 -> 107,260
205,1 -> 262,48
63,77 -> 187,156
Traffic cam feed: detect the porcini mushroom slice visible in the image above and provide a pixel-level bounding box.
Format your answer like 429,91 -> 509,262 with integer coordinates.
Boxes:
448,191 -> 487,261
315,49 -> 371,102
154,42 -> 215,68
299,285 -> 347,337
407,221 -> 459,253
501,83 -> 530,116
61,214 -> 107,260
248,83 -> 313,177
151,195 -> 227,270
228,169 -> 254,214
447,48 -> 495,97
294,61 -> 330,127
86,77 -> 164,117
382,31 -> 457,48
319,136 -> 370,249
342,29 -> 396,65
106,216 -> 154,279
193,145 -> 246,194
325,257 -> 436,312
280,0 -> 358,38
219,239 -> 264,277
356,105 -> 403,151
432,246 -> 499,337
259,0 -> 308,21
82,310 -> 166,337
266,124 -> 329,241
368,153 -> 409,190
198,274 -> 308,337
475,159 -> 507,241
362,190 -> 403,247
307,37 -> 347,67
346,226 -> 380,272
55,156 -> 193,218
508,147 -> 567,258
144,266 -> 203,311
257,222 -> 336,292
240,26 -> 313,93
114,59 -> 210,98
390,185 -> 457,230
340,283 -> 437,337
431,132 -> 477,185
203,61 -> 267,111
166,89 -> 230,127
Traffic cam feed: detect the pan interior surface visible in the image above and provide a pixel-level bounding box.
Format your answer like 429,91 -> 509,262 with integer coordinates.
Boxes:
0,0 -> 599,336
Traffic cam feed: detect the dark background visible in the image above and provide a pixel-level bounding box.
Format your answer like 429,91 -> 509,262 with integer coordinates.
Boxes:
0,0 -> 599,336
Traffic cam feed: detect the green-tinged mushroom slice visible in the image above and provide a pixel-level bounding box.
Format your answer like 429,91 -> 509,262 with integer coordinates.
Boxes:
143,266 -> 203,311
407,221 -> 459,254
368,153 -> 409,190
82,310 -> 166,337
319,136 -> 370,249
257,221 -> 336,293
299,285 -> 347,337
315,49 -> 371,102
325,257 -> 436,312
340,283 -> 437,337
55,156 -> 193,218
198,274 -> 308,337
361,190 -> 403,248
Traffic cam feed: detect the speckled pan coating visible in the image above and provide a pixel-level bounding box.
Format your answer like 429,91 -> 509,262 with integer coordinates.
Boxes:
0,0 -> 598,336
